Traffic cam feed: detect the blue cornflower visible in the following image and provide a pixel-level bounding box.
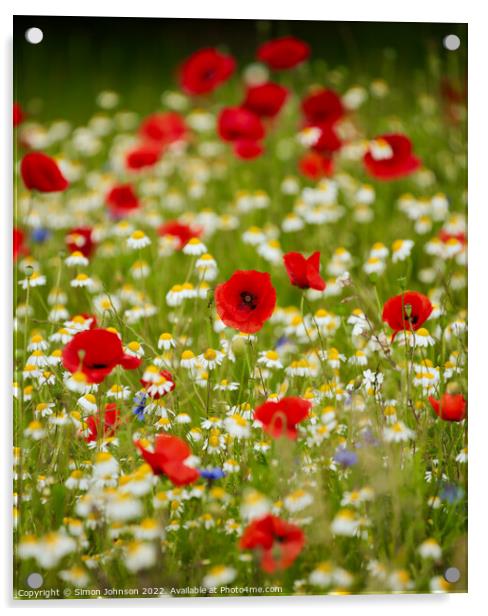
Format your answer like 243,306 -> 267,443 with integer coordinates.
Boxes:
199,467 -> 226,481
132,391 -> 148,421
31,228 -> 51,243
333,447 -> 358,467
440,482 -> 464,504
275,335 -> 290,349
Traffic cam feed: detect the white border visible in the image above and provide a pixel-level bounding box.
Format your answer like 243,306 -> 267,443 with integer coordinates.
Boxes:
2,2 -> 486,614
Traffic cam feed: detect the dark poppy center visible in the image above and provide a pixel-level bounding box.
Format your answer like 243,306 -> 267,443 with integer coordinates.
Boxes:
403,304 -> 418,325
240,291 -> 257,310
89,362 -> 109,369
202,67 -> 216,81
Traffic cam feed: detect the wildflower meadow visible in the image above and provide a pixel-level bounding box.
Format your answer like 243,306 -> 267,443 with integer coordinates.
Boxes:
13,18 -> 467,599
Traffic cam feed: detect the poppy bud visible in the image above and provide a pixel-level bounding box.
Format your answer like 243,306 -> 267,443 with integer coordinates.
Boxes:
231,336 -> 247,357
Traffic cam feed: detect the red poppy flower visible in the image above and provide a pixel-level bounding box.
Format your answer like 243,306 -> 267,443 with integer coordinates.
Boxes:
140,369 -> 176,399
13,102 -> 24,126
217,107 -> 265,143
243,82 -> 289,118
257,36 -> 310,70
439,229 -> 467,245
233,139 -> 264,160
65,227 -> 96,258
298,151 -> 333,180
180,47 -> 236,95
283,251 -> 326,291
363,134 -> 421,180
13,228 -> 27,261
301,89 -> 344,126
62,328 -> 141,384
254,396 -> 311,439
125,142 -> 162,170
105,184 -> 140,217
20,152 -> 69,193
135,434 -> 199,486
240,514 -> 305,572
157,220 -> 202,249
429,394 -> 466,422
84,403 -> 120,443
309,122 -> 343,154
139,112 -> 187,145
215,270 -> 276,334
382,291 -> 433,339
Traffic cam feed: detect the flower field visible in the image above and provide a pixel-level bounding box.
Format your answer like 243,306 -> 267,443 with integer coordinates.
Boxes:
13,24 -> 467,599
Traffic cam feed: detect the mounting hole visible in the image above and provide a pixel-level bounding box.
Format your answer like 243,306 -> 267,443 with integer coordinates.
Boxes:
25,27 -> 43,45
443,34 -> 461,51
26,572 -> 43,589
444,567 -> 461,583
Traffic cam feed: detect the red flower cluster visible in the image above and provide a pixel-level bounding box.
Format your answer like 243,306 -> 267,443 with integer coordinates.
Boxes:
157,220 -> 202,249
180,48 -> 235,95
125,112 -> 188,171
215,270 -> 276,334
21,152 -> 69,193
211,37 -> 310,160
65,227 -> 96,258
217,107 -> 265,160
257,36 -> 310,70
240,514 -> 305,572
105,184 -> 140,217
382,291 -> 433,339
429,393 -> 466,422
136,434 -> 199,486
298,88 -> 345,179
62,328 -> 141,383
363,133 -> 421,180
84,404 -> 120,443
254,397 -> 311,439
283,251 -> 326,291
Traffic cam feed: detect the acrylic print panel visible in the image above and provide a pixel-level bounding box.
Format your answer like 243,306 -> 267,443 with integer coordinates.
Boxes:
13,16 -> 467,600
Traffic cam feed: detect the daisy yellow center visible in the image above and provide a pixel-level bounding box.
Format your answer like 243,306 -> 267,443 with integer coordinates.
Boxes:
231,414 -> 247,427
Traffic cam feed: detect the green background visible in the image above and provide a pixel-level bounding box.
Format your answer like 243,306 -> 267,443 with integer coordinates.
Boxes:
14,16 -> 467,123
